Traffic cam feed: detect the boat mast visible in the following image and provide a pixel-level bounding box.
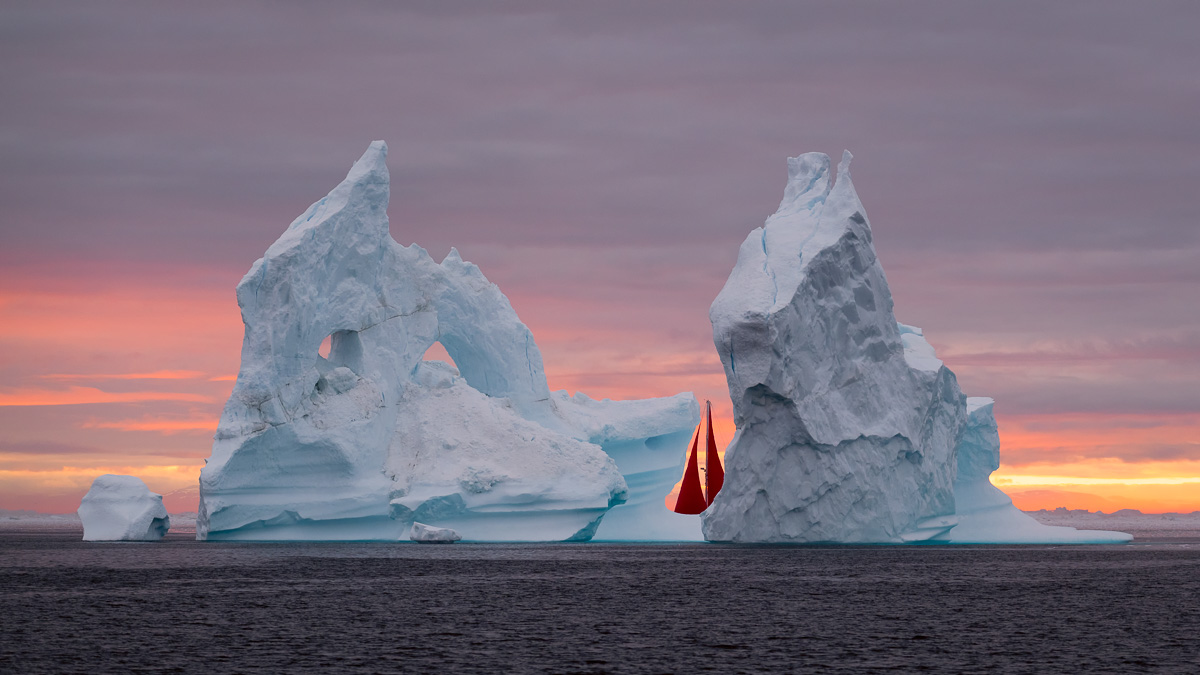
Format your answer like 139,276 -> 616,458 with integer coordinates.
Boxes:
703,400 -> 710,501
703,399 -> 724,507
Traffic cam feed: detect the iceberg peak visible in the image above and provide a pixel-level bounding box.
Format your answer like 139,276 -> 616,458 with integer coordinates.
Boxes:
341,140 -> 389,189
779,152 -> 833,215
267,140 -> 390,263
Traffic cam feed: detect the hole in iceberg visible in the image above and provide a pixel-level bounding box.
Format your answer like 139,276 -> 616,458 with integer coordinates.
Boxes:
413,341 -> 462,389
422,341 -> 458,370
317,329 -> 364,372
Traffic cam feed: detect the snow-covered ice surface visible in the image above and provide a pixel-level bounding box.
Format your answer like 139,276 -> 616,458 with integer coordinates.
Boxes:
703,151 -> 1130,544
409,521 -> 461,543
198,142 -> 698,542
77,475 -> 170,541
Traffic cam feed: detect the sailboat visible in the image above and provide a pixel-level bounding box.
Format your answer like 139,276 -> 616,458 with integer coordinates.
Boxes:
671,400 -> 725,515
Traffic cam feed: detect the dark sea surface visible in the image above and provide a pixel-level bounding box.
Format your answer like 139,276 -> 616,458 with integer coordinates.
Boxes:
2,533 -> 1198,674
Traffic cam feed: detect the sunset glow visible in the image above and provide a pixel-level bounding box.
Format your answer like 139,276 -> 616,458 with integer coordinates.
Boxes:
1,3 -> 1196,517
1,270 -> 1197,515
6,8 -> 1200,675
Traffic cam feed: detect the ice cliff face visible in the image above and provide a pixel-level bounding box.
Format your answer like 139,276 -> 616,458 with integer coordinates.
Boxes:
704,152 -> 964,543
198,142 -> 698,541
957,397 -> 1002,488
78,475 -> 170,541
703,151 -> 1130,544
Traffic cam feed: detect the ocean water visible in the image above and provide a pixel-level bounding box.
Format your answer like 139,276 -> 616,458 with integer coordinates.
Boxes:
1,533 -> 1197,674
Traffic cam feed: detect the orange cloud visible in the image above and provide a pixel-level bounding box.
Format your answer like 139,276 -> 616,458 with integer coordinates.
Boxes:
999,412 -> 1198,443
0,283 -> 241,376
1005,484 -> 1200,514
1,266 -> 1195,516
82,417 -> 217,434
0,386 -> 212,407
0,464 -> 202,513
993,412 -> 1200,468
41,370 -> 208,381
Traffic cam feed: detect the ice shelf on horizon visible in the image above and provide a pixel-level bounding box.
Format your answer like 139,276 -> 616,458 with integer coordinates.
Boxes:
196,141 -> 701,542
78,474 -> 171,541
703,151 -> 1131,544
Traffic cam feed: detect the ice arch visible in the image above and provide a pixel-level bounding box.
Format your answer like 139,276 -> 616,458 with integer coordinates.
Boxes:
198,142 -> 698,542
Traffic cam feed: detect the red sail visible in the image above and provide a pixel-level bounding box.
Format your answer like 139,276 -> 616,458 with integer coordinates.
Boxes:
704,400 -> 724,506
672,423 -> 708,515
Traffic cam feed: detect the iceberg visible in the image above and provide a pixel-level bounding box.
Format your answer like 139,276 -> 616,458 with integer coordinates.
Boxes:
703,151 -> 1131,544
198,142 -> 698,542
78,475 -> 170,541
409,521 -> 461,543
704,152 -> 963,543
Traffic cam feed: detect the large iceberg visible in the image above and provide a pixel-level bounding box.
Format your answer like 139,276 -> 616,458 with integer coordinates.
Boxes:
78,474 -> 170,541
704,151 -> 1130,544
198,142 -> 698,542
705,152 -> 962,543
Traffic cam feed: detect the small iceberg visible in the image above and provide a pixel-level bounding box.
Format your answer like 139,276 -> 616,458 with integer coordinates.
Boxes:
409,521 -> 461,544
78,475 -> 170,541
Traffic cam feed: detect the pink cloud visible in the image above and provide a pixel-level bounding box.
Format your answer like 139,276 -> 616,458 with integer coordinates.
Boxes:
41,370 -> 208,381
0,386 -> 211,407
81,417 -> 217,434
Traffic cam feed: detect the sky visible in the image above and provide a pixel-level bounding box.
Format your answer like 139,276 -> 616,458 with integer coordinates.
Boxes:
1,1 -> 1197,514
